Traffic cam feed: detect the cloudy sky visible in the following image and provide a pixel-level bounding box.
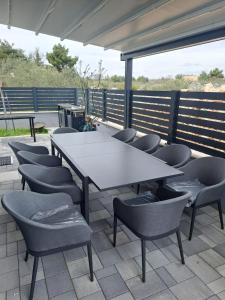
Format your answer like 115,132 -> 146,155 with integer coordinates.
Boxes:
1,24 -> 225,79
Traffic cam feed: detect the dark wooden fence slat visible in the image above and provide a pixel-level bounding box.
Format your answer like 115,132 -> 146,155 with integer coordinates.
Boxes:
132,107 -> 170,120
178,107 -> 225,121
176,131 -> 225,150
132,101 -> 170,112
179,99 -> 225,110
177,123 -> 225,141
177,115 -> 225,131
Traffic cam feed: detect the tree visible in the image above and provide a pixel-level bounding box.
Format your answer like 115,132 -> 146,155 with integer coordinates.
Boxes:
111,75 -> 125,82
0,40 -> 27,60
137,76 -> 149,82
209,68 -> 224,78
199,71 -> 209,81
31,48 -> 44,66
175,74 -> 183,80
46,44 -> 78,72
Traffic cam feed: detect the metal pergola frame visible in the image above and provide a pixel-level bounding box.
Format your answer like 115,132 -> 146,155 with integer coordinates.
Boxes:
122,25 -> 225,127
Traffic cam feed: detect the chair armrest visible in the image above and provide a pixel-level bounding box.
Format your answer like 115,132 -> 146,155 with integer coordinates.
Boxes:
195,180 -> 225,206
18,217 -> 91,253
27,180 -> 81,203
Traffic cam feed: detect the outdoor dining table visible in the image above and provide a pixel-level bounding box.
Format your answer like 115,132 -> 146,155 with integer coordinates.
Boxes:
51,131 -> 183,223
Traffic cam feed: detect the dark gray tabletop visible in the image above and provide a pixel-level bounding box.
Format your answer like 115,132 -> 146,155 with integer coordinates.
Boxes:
52,131 -> 182,190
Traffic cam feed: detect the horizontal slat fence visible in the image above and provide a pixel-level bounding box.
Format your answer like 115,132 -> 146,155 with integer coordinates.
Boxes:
106,90 -> 125,126
1,87 -> 77,112
1,87 -> 33,111
1,87 -> 224,157
176,91 -> 225,157
89,89 -> 104,118
131,90 -> 173,140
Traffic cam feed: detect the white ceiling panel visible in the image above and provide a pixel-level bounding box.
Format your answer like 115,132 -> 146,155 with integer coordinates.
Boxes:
1,0 -> 225,58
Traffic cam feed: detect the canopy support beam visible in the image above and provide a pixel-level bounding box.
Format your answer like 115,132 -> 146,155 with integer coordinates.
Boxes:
124,58 -> 133,128
121,26 -> 225,60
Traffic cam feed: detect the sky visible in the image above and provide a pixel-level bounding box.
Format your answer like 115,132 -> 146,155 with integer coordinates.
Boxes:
1,24 -> 225,79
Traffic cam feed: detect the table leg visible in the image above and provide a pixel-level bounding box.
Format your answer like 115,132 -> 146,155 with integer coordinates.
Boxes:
31,118 -> 36,142
51,141 -> 55,156
82,176 -> 89,224
29,118 -> 33,137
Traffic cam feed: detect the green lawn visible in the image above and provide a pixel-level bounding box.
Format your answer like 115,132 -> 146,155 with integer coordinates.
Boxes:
0,128 -> 48,137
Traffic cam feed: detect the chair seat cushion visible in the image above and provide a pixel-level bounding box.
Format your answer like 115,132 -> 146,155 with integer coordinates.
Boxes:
124,192 -> 160,206
31,205 -> 87,226
166,179 -> 206,206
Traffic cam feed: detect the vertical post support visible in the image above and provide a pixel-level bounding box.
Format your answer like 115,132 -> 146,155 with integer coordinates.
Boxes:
124,58 -> 133,128
102,89 -> 107,121
167,90 -> 180,144
74,88 -> 78,105
32,87 -> 38,112
85,88 -> 89,115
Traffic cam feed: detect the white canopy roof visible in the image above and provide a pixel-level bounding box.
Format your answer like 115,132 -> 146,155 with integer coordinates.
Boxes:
1,0 -> 225,58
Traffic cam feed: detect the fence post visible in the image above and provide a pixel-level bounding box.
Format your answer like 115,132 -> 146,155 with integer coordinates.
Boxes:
74,88 -> 78,105
85,88 -> 89,114
167,90 -> 180,144
127,90 -> 133,128
102,89 -> 107,121
32,87 -> 38,112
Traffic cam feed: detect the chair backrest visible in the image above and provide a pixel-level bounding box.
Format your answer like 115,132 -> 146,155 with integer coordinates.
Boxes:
18,164 -> 71,192
8,141 -> 49,162
152,144 -> 191,168
17,150 -> 35,165
130,134 -> 161,153
53,127 -> 78,134
17,151 -> 61,167
181,156 -> 225,186
112,128 -> 136,143
119,189 -> 190,239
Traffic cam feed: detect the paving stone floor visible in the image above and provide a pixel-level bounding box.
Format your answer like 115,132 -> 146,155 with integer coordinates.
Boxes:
1,133 -> 225,299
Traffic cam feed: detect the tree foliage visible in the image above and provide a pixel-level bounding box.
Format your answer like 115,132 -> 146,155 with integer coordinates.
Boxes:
136,76 -> 149,82
0,40 -> 27,60
209,68 -> 224,78
199,68 -> 224,81
30,48 -> 44,66
46,44 -> 78,72
111,75 -> 125,82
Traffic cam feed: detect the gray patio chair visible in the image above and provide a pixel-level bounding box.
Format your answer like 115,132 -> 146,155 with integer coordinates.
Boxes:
130,134 -> 161,154
17,150 -> 62,167
113,187 -> 191,282
152,144 -> 191,168
2,191 -> 93,300
53,127 -> 78,134
18,164 -> 83,210
8,141 -> 50,190
166,157 -> 225,240
112,128 -> 136,143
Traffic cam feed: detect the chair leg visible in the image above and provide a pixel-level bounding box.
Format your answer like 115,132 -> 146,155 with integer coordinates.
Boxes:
176,230 -> 185,264
141,239 -> 146,282
22,177 -> 25,190
87,242 -> 94,281
80,202 -> 84,216
24,250 -> 29,262
218,200 -> 224,230
189,207 -> 196,241
136,184 -> 140,194
113,215 -> 117,247
29,257 -> 39,300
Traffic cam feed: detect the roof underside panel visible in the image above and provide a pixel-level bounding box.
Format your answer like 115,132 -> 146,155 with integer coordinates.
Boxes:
1,0 -> 225,59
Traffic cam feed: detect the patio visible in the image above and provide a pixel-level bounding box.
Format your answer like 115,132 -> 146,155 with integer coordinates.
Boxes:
1,132 -> 225,300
